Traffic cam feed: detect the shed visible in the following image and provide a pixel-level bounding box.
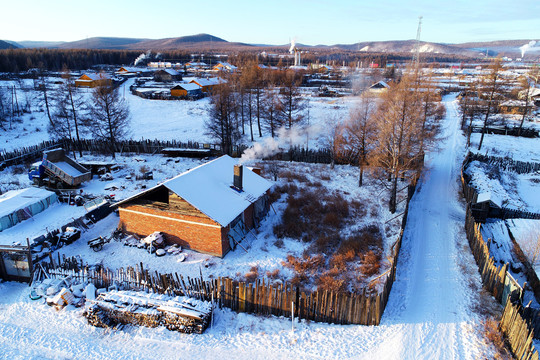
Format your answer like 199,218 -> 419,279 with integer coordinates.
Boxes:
171,83 -> 202,98
154,69 -> 182,82
0,188 -> 58,231
115,156 -> 272,257
75,73 -> 112,88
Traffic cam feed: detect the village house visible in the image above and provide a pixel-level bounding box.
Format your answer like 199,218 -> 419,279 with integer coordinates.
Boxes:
212,62 -> 237,73
114,156 -> 272,257
367,80 -> 389,93
170,83 -> 202,98
153,69 -> 182,82
74,73 -> 112,88
189,77 -> 226,93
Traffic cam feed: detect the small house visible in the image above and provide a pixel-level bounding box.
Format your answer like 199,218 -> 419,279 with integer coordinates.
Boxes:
74,73 -> 112,88
499,100 -> 529,115
185,62 -> 208,70
154,69 -> 182,82
368,80 -> 389,93
212,62 -> 237,73
170,83 -> 202,98
115,156 -> 272,257
189,77 -> 226,93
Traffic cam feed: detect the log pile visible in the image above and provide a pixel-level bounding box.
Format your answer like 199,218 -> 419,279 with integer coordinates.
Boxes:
84,290 -> 212,334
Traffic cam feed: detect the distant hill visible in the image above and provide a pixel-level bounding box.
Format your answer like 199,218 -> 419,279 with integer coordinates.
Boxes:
0,40 -> 18,50
328,40 -> 477,56
56,37 -> 149,50
17,40 -> 65,48
4,34 -> 539,59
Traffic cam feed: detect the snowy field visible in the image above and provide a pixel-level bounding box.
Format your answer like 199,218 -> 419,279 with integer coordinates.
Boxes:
0,78 -> 353,153
0,94 -> 500,359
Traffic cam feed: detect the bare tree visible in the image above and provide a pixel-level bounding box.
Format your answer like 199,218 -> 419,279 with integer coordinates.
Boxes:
277,70 -> 305,129
205,83 -> 239,156
261,87 -> 281,138
477,59 -> 505,151
340,94 -> 378,186
36,67 -> 56,129
51,69 -> 86,158
372,75 -> 424,213
517,67 -> 539,136
0,86 -> 8,130
85,84 -> 130,159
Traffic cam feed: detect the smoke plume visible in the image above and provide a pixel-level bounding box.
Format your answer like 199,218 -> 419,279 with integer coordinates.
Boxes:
240,124 -> 323,163
520,40 -> 537,58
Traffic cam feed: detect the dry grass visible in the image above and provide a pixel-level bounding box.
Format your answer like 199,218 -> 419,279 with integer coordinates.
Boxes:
244,266 -> 259,283
360,251 -> 381,277
482,317 -> 511,360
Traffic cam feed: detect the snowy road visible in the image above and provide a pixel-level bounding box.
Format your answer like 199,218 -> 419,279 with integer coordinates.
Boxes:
369,93 -> 488,359
0,94 -> 491,359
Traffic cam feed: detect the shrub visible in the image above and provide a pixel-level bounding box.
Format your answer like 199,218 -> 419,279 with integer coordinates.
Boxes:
360,251 -> 381,277
244,266 -> 259,282
12,166 -> 26,175
316,269 -> 347,293
266,268 -> 280,280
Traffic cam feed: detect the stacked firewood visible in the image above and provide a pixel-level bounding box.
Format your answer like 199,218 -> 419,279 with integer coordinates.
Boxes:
84,290 -> 212,334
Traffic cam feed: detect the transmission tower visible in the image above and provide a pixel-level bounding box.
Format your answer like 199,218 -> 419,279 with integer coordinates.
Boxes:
412,16 -> 423,69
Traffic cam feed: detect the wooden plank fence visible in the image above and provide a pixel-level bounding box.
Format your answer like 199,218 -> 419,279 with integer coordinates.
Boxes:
469,125 -> 539,138
500,300 -> 539,360
2,139 -> 340,167
468,152 -> 540,175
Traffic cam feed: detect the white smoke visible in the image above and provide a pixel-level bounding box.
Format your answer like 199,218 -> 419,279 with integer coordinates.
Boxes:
289,38 -> 296,54
134,50 -> 152,66
520,40 -> 537,57
240,124 -> 323,163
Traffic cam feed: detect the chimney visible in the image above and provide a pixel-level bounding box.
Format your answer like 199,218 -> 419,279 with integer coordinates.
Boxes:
233,164 -> 243,191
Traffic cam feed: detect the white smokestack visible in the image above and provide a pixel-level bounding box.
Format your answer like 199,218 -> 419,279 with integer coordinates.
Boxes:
520,40 -> 537,58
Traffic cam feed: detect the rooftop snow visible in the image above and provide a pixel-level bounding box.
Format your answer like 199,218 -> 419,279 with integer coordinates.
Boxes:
116,155 -> 272,227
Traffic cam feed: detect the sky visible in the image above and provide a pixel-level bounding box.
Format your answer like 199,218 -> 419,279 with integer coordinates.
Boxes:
2,0 -> 540,45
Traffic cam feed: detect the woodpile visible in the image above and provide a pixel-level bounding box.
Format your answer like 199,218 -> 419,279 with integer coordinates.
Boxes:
84,290 -> 212,334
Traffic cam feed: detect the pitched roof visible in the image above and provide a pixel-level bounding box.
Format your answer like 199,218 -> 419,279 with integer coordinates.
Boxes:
80,73 -> 111,81
190,77 -> 226,87
171,83 -> 201,91
116,155 -> 272,227
156,68 -> 181,76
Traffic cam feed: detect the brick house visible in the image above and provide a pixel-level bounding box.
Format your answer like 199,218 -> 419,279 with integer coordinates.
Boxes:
115,156 -> 272,257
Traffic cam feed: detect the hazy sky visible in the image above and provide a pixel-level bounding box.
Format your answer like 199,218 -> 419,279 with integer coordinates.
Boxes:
3,0 -> 540,45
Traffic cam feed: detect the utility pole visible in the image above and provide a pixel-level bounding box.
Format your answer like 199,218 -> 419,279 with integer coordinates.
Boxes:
412,16 -> 423,70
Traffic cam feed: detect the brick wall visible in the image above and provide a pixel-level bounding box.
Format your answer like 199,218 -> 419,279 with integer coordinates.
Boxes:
118,204 -> 231,257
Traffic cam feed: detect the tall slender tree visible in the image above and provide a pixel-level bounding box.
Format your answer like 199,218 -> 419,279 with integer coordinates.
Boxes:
85,83 -> 130,159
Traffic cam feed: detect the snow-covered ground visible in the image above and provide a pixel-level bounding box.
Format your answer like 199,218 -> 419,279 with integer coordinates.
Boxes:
0,78 -> 353,153
0,94 -> 497,359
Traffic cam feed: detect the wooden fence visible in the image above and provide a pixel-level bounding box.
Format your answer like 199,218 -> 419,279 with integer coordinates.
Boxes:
464,206 -> 511,304
500,300 -> 539,360
467,152 -> 540,175
1,138 -> 339,168
42,258 -> 383,325
469,125 -> 539,138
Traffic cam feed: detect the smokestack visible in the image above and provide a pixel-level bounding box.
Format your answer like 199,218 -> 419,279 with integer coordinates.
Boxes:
233,164 -> 243,191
